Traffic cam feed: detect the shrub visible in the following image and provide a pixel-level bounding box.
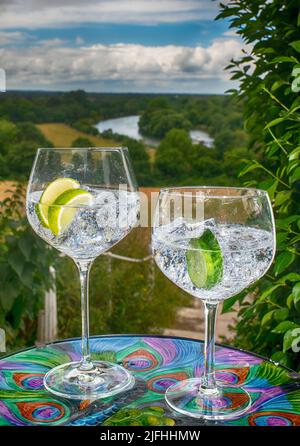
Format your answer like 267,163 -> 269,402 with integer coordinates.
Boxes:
218,0 -> 300,371
0,184 -> 56,352
71,137 -> 93,147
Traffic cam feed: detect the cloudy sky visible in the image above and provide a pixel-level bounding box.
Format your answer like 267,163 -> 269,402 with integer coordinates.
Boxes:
0,0 -> 245,93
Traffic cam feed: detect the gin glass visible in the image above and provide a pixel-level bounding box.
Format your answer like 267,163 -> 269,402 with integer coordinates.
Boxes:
26,148 -> 139,400
152,187 -> 275,419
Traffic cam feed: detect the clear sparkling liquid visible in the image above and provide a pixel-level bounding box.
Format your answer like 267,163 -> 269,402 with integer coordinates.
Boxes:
152,218 -> 274,302
27,188 -> 139,261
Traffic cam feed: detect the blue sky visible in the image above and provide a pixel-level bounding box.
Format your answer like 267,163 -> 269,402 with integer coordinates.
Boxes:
0,0 -> 245,93
6,21 -> 229,48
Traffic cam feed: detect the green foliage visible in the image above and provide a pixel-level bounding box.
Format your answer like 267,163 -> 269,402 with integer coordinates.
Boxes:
154,128 -> 249,186
0,120 -> 52,180
0,185 -> 56,352
0,91 -> 148,125
218,0 -> 300,371
122,137 -> 153,186
56,229 -> 189,338
72,118 -> 99,136
154,129 -> 194,181
139,98 -> 192,138
138,94 -> 248,154
94,129 -> 153,186
71,137 -> 93,148
0,188 -> 188,352
0,90 -> 250,186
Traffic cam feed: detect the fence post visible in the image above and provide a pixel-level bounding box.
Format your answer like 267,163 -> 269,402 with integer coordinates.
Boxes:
37,266 -> 57,343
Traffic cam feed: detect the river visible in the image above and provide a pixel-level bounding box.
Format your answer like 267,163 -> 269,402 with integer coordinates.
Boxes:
95,115 -> 214,148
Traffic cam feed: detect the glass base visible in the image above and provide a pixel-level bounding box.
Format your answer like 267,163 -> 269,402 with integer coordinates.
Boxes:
165,378 -> 251,420
44,360 -> 134,400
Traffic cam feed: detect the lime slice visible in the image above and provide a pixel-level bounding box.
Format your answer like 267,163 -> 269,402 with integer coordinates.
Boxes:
48,188 -> 93,236
186,229 -> 223,290
36,178 -> 79,228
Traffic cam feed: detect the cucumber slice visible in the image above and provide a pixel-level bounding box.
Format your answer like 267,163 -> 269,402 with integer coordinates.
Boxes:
186,228 -> 223,290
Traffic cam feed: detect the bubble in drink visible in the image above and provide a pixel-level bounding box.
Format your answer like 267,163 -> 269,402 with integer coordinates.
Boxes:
152,218 -> 274,302
27,188 -> 140,261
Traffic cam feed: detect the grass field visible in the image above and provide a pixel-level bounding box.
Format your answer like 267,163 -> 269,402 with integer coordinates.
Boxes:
37,123 -> 156,162
37,123 -> 117,148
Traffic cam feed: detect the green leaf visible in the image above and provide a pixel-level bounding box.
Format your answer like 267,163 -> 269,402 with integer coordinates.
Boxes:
291,167 -> 300,183
261,310 -> 275,326
258,284 -> 283,301
287,294 -> 294,310
7,250 -> 25,278
231,71 -> 244,80
292,283 -> 300,305
276,215 -> 300,230
270,56 -> 298,63
274,191 -> 291,207
265,117 -> 285,129
238,161 -> 260,177
290,41 -> 300,53
222,294 -> 241,314
274,308 -> 289,322
279,273 -> 300,283
276,232 -> 289,249
267,179 -> 278,200
273,251 -> 295,276
271,80 -> 288,92
0,283 -> 18,311
240,305 -> 256,320
18,235 -> 33,260
289,146 -> 300,161
290,104 -> 300,114
20,263 -> 36,288
272,320 -> 300,334
271,351 -> 289,367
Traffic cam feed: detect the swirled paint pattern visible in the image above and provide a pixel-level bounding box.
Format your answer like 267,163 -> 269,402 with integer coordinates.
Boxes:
0,335 -> 299,426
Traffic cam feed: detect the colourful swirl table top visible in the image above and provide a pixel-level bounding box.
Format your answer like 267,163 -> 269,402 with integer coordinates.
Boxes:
0,335 -> 300,426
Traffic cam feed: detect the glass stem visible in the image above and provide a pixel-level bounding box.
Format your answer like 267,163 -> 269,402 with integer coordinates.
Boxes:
200,301 -> 219,395
76,260 -> 94,371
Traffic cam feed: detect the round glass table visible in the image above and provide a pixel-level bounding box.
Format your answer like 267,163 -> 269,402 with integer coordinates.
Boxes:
0,335 -> 299,426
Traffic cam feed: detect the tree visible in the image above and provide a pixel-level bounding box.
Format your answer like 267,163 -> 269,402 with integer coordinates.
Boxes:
154,129 -> 194,183
0,121 -> 52,180
139,109 -> 192,139
217,0 -> 300,371
72,137 -> 93,147
122,137 -> 152,186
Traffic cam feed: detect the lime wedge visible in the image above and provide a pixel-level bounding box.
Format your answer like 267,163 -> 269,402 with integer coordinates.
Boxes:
48,188 -> 93,236
36,178 -> 79,228
186,229 -> 223,290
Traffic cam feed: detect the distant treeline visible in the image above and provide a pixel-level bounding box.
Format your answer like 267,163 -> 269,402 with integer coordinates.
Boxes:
0,90 -> 251,186
138,95 -> 248,154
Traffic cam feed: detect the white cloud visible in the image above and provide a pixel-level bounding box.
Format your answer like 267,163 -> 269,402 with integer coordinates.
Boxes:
0,31 -> 27,45
0,0 -> 222,28
39,38 -> 67,47
1,38 -> 246,90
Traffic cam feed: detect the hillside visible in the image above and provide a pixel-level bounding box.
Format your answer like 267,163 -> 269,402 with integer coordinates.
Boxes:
37,123 -> 117,148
